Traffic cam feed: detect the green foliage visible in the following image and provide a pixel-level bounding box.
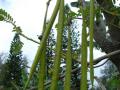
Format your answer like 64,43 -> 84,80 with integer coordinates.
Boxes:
6,34 -> 23,87
0,53 -> 8,85
108,76 -> 120,89
0,8 -> 23,35
13,26 -> 22,34
0,8 -> 14,23
0,15 -> 4,21
0,33 -> 28,90
64,4 -> 81,27
21,57 -> 28,86
10,34 -> 23,53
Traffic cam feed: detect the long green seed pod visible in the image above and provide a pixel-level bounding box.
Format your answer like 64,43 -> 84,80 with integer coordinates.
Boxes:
24,0 -> 61,89
50,0 -> 64,90
38,47 -> 46,90
80,2 -> 88,90
89,0 -> 94,88
64,25 -> 72,90
38,1 -> 51,90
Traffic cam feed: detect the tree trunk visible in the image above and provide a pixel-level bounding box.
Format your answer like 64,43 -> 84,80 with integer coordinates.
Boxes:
94,0 -> 120,73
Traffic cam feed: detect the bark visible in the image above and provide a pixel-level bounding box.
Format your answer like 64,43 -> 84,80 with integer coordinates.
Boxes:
94,0 -> 120,72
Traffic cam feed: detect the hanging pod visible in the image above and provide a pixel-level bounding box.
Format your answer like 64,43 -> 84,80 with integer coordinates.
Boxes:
24,0 -> 61,89
50,0 -> 64,90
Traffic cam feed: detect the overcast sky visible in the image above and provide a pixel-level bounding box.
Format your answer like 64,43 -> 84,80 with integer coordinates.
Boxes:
0,0 -> 77,65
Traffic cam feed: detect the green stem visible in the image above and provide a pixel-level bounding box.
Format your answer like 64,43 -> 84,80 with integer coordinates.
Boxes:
50,0 -> 64,90
90,0 -> 94,88
80,2 -> 88,90
19,33 -> 40,44
38,44 -> 46,90
64,25 -> 72,90
38,2 -> 50,90
38,0 -> 51,90
41,0 -> 50,35
24,0 -> 61,89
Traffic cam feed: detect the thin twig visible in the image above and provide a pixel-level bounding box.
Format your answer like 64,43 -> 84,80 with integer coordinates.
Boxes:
93,59 -> 109,68
19,33 -> 40,44
4,19 -> 40,44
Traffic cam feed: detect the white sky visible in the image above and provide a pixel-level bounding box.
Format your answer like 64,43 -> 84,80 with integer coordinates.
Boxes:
0,0 -> 75,64
0,0 -> 120,79
0,0 -> 46,64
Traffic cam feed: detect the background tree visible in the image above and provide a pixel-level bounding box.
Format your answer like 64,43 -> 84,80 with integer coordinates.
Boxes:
21,56 -> 29,87
100,60 -> 120,90
94,0 -> 120,73
0,53 -> 8,87
0,49 -> 29,90
2,33 -> 26,89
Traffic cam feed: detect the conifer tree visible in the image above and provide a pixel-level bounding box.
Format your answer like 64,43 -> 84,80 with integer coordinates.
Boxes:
5,33 -> 24,88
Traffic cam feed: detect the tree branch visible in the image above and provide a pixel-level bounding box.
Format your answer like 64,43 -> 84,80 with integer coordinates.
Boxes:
19,33 -> 40,44
44,49 -> 120,86
93,49 -> 120,65
93,59 -> 108,68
